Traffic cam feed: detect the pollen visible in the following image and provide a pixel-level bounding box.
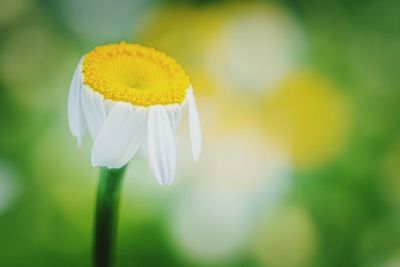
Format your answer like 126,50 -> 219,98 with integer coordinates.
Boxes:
82,42 -> 190,106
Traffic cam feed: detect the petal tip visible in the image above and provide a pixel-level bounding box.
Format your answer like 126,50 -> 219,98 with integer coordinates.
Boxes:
156,175 -> 174,186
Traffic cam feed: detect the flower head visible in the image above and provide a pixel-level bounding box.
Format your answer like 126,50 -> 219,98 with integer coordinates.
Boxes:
68,42 -> 202,185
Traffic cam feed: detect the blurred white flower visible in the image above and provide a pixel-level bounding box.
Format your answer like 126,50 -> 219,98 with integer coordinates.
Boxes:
168,126 -> 291,264
206,3 -> 304,94
68,42 -> 201,185
201,130 -> 290,200
169,187 -> 251,263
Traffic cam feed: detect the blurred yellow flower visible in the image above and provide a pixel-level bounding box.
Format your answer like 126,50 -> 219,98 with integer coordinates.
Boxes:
138,6 -> 224,71
68,42 -> 202,185
263,72 -> 350,168
137,5 -> 227,97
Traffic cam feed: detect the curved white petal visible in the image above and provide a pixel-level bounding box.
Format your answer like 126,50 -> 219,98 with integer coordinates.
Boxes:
81,85 -> 106,140
91,102 -> 147,168
147,105 -> 176,185
67,58 -> 87,146
187,87 -> 202,161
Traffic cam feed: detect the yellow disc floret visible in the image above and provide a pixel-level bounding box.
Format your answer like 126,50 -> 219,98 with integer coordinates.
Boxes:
82,42 -> 190,106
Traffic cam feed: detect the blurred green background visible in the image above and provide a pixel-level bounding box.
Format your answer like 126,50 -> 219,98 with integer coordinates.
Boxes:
1,0 -> 400,266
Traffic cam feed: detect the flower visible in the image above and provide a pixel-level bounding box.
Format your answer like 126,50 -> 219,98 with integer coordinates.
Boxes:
67,42 -> 202,185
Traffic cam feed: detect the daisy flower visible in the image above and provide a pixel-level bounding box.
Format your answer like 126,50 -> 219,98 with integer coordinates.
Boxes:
67,42 -> 202,185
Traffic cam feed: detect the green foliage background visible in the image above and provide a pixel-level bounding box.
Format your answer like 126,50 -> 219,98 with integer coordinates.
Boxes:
0,0 -> 400,266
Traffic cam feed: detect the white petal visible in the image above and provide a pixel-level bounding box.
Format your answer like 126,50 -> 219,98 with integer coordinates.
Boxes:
67,58 -> 87,146
81,85 -> 106,140
147,105 -> 176,185
91,102 -> 147,168
186,87 -> 202,161
166,104 -> 183,131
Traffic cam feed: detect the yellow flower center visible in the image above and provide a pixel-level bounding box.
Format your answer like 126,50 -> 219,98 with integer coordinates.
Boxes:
82,42 -> 190,106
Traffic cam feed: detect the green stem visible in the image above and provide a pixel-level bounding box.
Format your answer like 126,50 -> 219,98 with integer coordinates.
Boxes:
93,166 -> 127,267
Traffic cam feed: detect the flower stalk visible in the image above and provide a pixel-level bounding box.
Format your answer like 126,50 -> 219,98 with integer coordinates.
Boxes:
93,166 -> 127,267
